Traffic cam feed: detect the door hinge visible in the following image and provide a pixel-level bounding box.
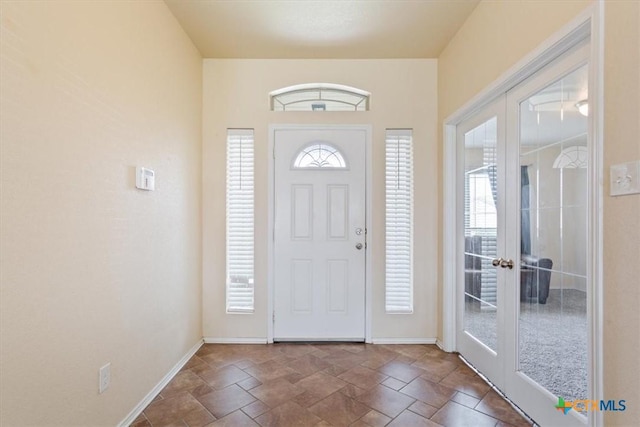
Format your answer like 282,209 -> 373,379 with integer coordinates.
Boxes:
272,312 -> 275,323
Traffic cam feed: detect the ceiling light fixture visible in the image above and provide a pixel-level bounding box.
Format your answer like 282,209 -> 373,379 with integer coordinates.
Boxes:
576,99 -> 589,116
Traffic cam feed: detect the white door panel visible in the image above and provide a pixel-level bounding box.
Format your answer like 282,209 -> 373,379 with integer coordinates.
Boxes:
274,128 -> 366,340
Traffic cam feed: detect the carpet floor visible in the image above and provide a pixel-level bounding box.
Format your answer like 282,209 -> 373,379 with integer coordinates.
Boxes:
464,289 -> 587,402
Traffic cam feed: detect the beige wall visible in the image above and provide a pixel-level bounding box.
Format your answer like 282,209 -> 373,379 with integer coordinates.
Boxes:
203,59 -> 439,341
602,1 -> 640,424
438,0 -> 640,424
0,1 -> 203,426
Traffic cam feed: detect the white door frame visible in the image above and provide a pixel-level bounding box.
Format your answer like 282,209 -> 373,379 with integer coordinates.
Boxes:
268,124 -> 373,343
442,4 -> 603,426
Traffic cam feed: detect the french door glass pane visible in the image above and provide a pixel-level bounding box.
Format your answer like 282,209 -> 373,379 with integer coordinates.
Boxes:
463,117 -> 498,351
518,64 -> 588,402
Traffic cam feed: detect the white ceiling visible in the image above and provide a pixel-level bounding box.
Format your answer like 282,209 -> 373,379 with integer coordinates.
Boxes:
164,0 -> 480,59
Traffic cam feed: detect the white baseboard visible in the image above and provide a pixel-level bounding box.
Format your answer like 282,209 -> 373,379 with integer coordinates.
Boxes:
118,339 -> 204,427
371,338 -> 437,345
204,338 -> 440,345
203,337 -> 268,344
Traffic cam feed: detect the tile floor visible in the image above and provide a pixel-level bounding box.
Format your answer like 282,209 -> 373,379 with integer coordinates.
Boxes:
131,343 -> 532,427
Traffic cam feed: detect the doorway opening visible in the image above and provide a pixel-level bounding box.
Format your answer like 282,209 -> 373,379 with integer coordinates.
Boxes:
443,11 -> 603,427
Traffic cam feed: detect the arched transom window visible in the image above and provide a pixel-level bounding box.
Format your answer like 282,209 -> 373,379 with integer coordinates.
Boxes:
553,145 -> 588,169
293,143 -> 347,169
271,83 -> 370,112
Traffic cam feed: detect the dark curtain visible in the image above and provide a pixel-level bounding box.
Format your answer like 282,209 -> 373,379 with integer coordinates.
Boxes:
486,164 -> 531,255
521,165 -> 531,255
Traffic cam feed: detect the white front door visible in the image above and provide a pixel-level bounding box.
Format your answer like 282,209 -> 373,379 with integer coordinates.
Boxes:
273,127 -> 366,340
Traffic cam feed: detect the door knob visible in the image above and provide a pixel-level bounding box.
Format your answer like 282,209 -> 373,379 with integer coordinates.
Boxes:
355,243 -> 363,250
491,258 -> 514,269
500,259 -> 514,269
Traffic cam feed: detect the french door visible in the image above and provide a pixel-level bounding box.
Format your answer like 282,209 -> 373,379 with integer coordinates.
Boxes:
457,42 -> 590,426
456,99 -> 506,388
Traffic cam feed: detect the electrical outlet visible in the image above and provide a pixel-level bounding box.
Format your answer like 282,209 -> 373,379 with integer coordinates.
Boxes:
99,363 -> 111,394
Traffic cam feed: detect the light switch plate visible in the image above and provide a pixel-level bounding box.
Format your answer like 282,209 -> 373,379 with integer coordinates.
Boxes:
610,161 -> 640,196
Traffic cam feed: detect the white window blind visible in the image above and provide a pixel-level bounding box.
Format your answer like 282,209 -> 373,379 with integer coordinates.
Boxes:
385,129 -> 414,313
226,129 -> 254,312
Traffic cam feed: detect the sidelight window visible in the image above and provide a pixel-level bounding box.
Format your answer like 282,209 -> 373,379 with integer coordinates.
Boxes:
385,129 -> 414,313
226,129 -> 254,312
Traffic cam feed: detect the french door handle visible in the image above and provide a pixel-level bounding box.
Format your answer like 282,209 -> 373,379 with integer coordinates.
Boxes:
500,259 -> 514,269
491,258 -> 514,269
